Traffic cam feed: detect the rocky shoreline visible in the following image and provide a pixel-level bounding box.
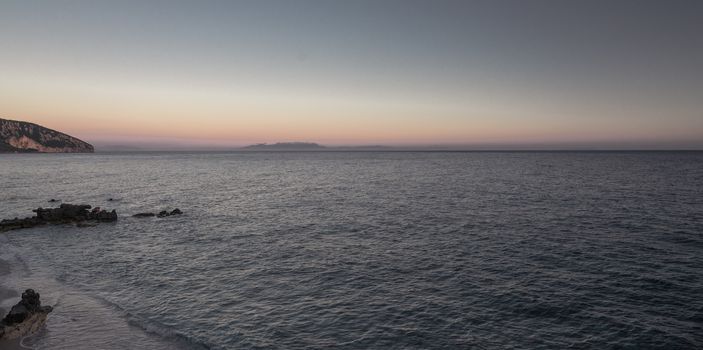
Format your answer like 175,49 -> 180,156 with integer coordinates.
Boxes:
0,204 -> 117,232
0,203 -> 186,344
1,203 -> 185,232
0,289 -> 53,340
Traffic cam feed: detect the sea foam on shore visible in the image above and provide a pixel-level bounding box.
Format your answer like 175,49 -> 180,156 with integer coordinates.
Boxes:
0,233 -> 195,350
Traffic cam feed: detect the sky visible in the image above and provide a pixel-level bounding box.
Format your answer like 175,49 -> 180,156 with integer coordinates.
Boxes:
1,0 -> 701,149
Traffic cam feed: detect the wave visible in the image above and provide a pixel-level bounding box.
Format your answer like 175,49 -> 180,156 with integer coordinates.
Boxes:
89,292 -> 213,350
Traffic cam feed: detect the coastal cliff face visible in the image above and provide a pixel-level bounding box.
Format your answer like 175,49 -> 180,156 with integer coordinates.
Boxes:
0,118 -> 94,153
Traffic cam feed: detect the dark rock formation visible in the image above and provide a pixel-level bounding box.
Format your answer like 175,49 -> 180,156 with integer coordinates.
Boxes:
0,217 -> 45,231
0,118 -> 93,153
133,212 -> 156,218
0,204 -> 117,232
93,208 -> 119,222
34,204 -> 92,221
156,208 -> 184,218
0,289 -> 53,340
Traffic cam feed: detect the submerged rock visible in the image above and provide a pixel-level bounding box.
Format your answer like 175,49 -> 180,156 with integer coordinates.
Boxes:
0,217 -> 45,231
0,203 -> 118,232
156,208 -> 184,218
136,209 -> 182,218
0,289 -> 53,340
92,209 -> 118,222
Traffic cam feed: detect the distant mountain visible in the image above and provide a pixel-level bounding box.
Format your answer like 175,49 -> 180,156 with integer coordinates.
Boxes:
241,142 -> 398,151
241,142 -> 326,150
0,118 -> 94,153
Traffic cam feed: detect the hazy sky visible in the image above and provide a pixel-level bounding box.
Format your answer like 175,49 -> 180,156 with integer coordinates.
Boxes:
1,0 -> 701,148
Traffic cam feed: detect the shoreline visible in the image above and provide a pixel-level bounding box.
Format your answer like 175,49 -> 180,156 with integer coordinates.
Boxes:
0,233 -> 200,350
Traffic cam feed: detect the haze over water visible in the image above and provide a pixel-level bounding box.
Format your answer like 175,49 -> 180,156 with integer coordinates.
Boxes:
1,151 -> 702,349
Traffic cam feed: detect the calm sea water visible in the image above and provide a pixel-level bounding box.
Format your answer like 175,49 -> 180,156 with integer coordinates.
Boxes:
1,151 -> 702,349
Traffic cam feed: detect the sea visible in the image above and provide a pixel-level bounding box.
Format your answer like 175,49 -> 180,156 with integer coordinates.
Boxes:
0,151 -> 701,349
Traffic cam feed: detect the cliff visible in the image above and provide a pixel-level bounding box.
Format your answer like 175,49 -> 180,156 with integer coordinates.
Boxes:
0,118 -> 94,153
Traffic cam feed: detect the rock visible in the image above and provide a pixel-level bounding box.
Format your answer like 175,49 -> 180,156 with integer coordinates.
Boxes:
34,204 -> 92,222
48,199 -> 59,203
93,209 -> 118,222
0,217 -> 45,231
0,289 -> 53,340
136,209 -> 182,218
59,203 -> 93,220
3,303 -> 29,325
1,204 -> 117,232
154,208 -> 184,218
4,289 -> 42,324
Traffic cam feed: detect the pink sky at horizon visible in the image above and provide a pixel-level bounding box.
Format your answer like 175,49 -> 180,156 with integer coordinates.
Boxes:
6,111 -> 701,149
3,72 -> 700,148
2,72 -> 700,148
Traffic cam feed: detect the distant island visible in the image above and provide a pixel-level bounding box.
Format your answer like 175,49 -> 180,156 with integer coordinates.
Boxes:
241,142 -> 326,150
241,142 -> 393,151
0,118 -> 93,153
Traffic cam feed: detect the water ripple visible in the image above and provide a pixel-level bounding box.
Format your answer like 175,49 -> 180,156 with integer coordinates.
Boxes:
1,151 -> 702,349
